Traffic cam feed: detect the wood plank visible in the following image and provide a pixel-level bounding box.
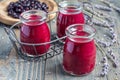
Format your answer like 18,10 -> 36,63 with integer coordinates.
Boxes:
46,50 -> 108,80
0,0 -> 120,80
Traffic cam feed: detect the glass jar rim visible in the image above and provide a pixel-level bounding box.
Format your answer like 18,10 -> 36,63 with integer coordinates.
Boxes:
65,24 -> 96,39
58,1 -> 82,11
20,10 -> 47,23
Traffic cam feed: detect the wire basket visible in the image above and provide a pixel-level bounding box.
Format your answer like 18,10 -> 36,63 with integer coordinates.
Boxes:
4,21 -> 67,61
4,2 -> 93,61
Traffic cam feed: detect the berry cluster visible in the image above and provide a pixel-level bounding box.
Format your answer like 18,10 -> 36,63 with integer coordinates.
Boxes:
107,49 -> 119,68
7,0 -> 49,18
94,4 -> 112,12
96,27 -> 117,48
100,57 -> 109,77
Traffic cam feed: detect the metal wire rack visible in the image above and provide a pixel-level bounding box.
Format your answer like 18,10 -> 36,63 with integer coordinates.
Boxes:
4,2 -> 93,61
4,22 -> 66,61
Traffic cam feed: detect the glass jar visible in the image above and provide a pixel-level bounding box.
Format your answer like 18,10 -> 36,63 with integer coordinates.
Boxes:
57,1 -> 85,38
63,24 -> 96,76
20,10 -> 50,57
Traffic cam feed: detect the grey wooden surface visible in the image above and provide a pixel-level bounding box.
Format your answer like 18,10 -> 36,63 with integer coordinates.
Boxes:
0,0 -> 120,80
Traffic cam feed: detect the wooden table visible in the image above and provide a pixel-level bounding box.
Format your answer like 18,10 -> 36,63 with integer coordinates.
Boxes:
0,0 -> 120,80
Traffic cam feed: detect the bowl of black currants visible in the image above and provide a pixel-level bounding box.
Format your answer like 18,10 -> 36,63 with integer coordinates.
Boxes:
0,0 -> 58,25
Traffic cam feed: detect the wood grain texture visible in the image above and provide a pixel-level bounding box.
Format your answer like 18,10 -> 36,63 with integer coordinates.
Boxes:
0,48 -> 116,80
0,0 -> 120,80
0,0 -> 58,25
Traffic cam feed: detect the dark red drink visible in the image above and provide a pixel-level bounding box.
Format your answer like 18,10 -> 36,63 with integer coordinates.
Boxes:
57,1 -> 85,38
20,10 -> 50,56
63,24 -> 96,76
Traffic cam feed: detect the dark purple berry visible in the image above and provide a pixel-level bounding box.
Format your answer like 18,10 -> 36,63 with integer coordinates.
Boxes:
19,0 -> 24,2
31,3 -> 35,7
34,5 -> 38,9
8,10 -> 13,15
25,7 -> 30,11
16,8 -> 22,13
